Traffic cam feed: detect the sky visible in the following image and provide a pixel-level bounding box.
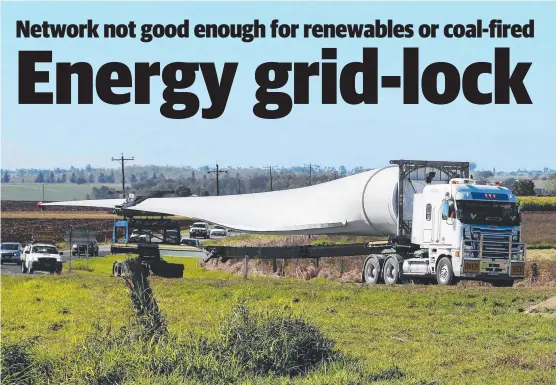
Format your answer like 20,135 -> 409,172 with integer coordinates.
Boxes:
1,1 -> 555,172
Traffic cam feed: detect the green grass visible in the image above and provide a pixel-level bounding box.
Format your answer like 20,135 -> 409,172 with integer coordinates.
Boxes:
2,255 -> 556,384
0,267 -> 131,357
0,183 -> 120,201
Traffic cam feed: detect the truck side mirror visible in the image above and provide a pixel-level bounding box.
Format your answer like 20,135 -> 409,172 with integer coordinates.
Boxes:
59,252 -> 64,256
441,201 -> 450,220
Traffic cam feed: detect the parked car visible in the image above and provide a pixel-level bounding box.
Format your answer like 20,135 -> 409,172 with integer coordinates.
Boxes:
210,225 -> 228,237
180,238 -> 201,247
129,230 -> 151,243
190,222 -> 210,239
1,242 -> 22,264
21,243 -> 63,274
72,241 -> 99,256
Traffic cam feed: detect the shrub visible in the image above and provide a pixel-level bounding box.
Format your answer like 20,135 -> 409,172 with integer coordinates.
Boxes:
218,302 -> 337,377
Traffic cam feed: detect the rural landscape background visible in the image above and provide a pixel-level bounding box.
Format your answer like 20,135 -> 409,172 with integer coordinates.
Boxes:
1,160 -> 555,384
2,161 -> 556,200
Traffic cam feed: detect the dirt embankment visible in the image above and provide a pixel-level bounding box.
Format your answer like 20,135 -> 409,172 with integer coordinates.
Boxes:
520,212 -> 556,244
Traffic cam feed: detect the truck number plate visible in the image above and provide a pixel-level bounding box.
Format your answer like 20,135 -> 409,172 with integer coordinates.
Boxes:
463,260 -> 480,273
511,263 -> 525,276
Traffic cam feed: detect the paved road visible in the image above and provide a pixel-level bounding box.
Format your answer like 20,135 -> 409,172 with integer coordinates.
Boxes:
1,233 -> 221,276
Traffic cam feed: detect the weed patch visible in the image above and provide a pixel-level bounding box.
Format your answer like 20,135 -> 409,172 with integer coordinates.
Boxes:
0,302 -> 370,385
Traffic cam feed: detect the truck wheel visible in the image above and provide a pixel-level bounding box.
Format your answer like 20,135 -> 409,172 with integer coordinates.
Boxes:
436,257 -> 454,285
383,257 -> 400,285
363,256 -> 381,284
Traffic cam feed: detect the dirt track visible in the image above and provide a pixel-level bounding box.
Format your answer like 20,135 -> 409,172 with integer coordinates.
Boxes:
525,296 -> 556,317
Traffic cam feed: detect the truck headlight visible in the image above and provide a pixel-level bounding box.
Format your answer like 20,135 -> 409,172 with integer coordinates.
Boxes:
512,232 -> 520,242
464,251 -> 475,258
472,233 -> 479,240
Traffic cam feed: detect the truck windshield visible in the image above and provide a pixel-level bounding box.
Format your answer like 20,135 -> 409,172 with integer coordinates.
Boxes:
1,244 -> 20,250
456,200 -> 519,226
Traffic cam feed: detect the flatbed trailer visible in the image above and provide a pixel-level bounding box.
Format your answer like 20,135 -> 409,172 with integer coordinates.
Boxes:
111,242 -> 207,258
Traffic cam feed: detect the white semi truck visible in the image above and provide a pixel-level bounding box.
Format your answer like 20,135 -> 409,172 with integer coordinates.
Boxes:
205,160 -> 526,287
362,174 -> 525,287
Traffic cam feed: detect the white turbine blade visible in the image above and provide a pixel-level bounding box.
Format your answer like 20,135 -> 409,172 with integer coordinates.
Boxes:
126,166 -> 401,236
38,166 -> 412,236
41,198 -> 125,209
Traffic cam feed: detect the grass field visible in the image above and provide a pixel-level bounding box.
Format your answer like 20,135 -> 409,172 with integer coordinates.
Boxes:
1,183 -> 121,201
2,255 -> 556,384
518,196 -> 556,211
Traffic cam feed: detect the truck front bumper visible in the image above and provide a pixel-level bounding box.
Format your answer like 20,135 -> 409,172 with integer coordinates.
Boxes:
460,258 -> 525,280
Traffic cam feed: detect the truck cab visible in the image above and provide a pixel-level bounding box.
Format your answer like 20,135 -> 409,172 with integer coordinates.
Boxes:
408,178 -> 524,286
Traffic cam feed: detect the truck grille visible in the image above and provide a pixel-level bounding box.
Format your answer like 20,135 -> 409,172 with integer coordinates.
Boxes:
470,227 -> 514,259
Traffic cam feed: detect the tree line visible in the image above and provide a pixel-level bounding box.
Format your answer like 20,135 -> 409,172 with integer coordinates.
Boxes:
2,170 -> 117,185
86,170 -> 556,199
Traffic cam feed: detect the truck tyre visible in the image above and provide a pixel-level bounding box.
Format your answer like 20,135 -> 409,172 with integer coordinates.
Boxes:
383,257 -> 400,285
363,256 -> 381,284
436,257 -> 454,285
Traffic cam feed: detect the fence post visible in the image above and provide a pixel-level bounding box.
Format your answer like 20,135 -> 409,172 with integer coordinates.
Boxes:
272,258 -> 277,273
243,255 -> 249,279
69,229 -> 72,272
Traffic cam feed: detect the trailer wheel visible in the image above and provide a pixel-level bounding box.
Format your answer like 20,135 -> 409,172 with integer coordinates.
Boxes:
436,257 -> 454,285
363,256 -> 381,284
383,257 -> 400,285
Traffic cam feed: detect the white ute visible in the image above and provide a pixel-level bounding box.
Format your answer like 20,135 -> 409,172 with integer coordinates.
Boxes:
210,225 -> 228,237
21,243 -> 64,274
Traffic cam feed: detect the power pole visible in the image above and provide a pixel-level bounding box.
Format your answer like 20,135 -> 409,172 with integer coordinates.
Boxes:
264,165 -> 277,191
207,163 -> 228,196
111,153 -> 134,198
305,163 -> 313,186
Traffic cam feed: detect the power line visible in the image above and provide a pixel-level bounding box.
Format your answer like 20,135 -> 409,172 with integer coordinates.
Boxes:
207,163 -> 228,196
111,153 -> 134,197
